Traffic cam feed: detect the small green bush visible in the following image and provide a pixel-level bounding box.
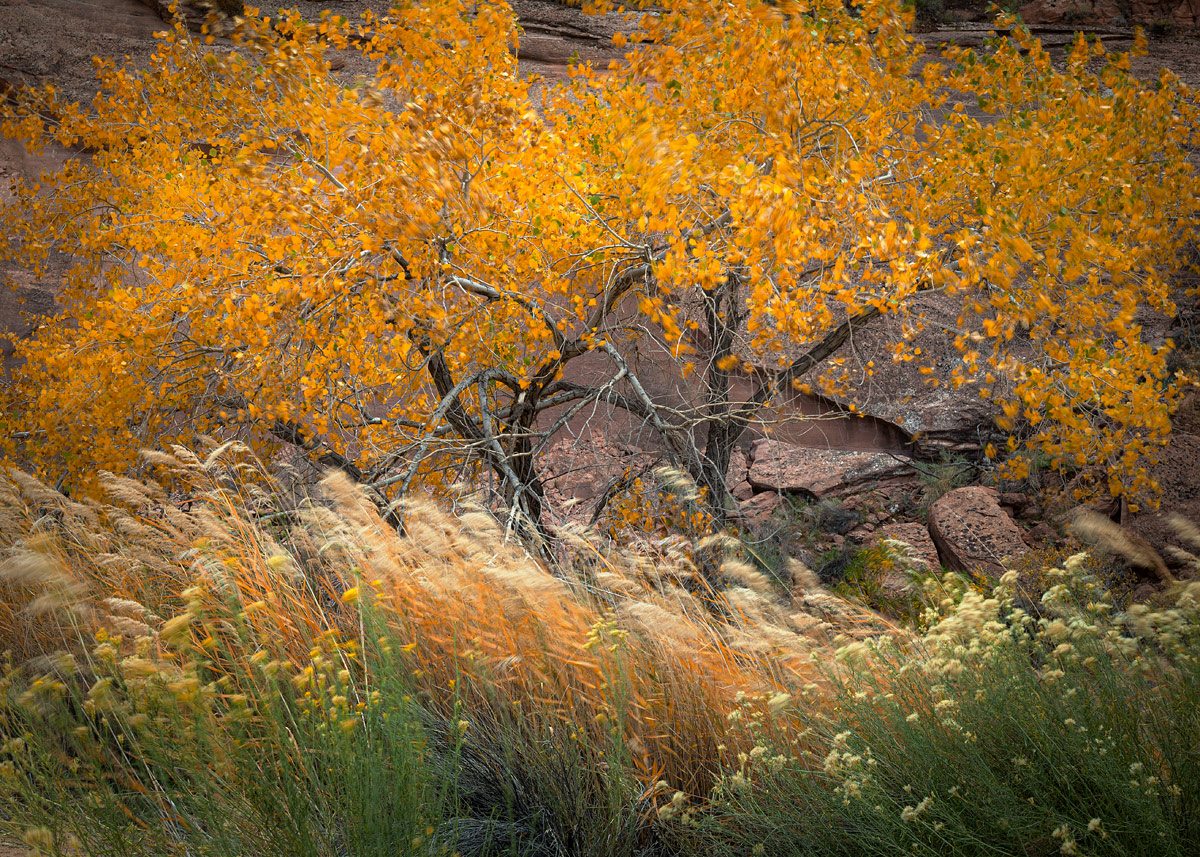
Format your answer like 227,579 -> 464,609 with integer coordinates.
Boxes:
0,618 -> 440,857
916,452 -> 976,517
1149,18 -> 1177,37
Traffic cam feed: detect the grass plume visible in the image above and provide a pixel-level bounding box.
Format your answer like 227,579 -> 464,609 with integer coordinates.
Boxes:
0,448 -> 1197,856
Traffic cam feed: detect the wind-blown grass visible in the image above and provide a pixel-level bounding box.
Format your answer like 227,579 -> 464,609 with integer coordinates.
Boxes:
0,444 -> 1197,856
0,444 -> 869,855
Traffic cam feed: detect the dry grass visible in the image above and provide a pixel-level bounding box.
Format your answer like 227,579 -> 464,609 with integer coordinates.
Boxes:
2,447 -> 1198,856
0,444 -> 883,796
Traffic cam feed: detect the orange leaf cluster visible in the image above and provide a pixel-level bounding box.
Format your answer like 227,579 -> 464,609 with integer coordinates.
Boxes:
1,0 -> 1195,505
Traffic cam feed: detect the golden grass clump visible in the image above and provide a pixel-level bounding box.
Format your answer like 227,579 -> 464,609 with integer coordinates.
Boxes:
0,446 -> 883,795
1068,509 -> 1173,584
284,471 -> 857,793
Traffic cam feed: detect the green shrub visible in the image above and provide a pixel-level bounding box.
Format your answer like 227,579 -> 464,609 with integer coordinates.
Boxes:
0,612 -> 440,857
1149,18 -> 1177,37
915,452 -> 976,517
832,540 -> 943,622
695,561 -> 1200,856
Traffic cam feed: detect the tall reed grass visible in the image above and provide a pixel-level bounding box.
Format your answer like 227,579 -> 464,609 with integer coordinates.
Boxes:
0,444 -> 875,855
0,444 -> 1197,856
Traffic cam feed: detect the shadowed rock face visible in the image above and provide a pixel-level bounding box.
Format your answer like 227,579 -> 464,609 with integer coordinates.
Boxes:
0,137 -> 83,378
0,266 -> 56,377
747,440 -> 914,500
1018,0 -> 1200,27
1,0 -> 164,375
1130,431 -> 1200,570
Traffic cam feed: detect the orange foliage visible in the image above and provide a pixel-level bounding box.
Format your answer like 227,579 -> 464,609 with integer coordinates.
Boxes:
1,0 -> 1197,511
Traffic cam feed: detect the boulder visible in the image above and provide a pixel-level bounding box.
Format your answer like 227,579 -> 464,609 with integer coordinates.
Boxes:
928,486 -> 1029,579
747,440 -> 914,499
868,385 -> 1001,458
739,292 -> 1007,459
739,490 -> 783,523
809,293 -> 1006,458
509,0 -> 630,73
878,522 -> 942,570
1024,522 -> 1059,546
732,480 -> 756,501
999,492 -> 1032,512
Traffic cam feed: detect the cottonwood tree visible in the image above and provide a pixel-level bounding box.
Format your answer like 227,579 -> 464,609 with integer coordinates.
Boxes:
1,0 -> 1196,537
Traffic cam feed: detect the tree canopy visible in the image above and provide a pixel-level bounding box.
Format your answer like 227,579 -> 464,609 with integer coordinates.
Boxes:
2,0 -> 1197,534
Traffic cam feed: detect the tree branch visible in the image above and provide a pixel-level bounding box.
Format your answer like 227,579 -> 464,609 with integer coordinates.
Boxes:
267,418 -> 364,481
